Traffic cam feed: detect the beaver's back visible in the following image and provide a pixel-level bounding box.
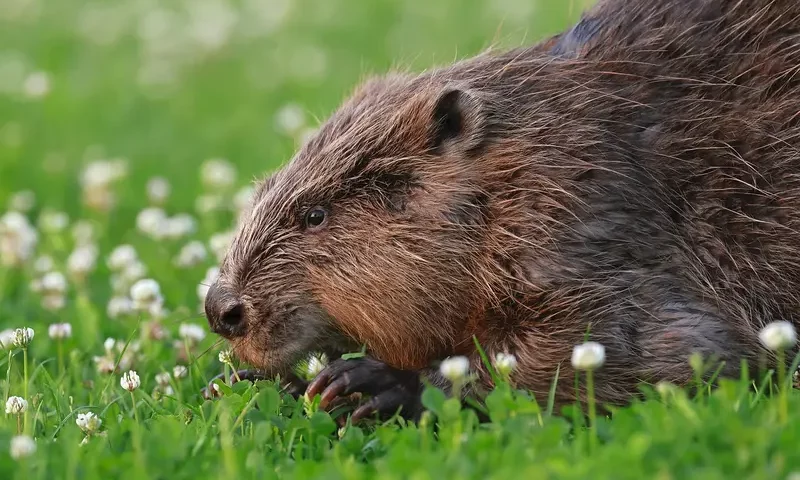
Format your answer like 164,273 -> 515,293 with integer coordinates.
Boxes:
515,0 -> 800,394
415,0 -> 800,388
577,0 -> 800,337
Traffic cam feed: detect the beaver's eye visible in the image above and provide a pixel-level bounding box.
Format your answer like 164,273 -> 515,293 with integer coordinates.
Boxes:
304,206 -> 328,229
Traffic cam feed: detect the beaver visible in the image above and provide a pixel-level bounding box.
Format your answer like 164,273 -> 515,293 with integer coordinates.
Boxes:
204,0 -> 800,422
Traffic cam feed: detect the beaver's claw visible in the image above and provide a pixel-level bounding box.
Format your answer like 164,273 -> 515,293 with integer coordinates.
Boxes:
201,369 -> 308,399
305,356 -> 423,424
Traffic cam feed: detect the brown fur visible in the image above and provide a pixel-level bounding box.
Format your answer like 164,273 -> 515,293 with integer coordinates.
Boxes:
206,0 -> 800,408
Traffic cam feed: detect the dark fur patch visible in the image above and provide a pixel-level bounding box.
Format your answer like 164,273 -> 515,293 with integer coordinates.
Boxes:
335,155 -> 418,212
443,192 -> 490,227
349,171 -> 417,212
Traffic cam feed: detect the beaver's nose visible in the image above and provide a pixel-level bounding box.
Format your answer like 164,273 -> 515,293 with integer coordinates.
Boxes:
205,282 -> 245,338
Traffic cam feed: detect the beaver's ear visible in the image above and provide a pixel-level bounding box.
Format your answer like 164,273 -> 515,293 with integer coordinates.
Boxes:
430,87 -> 488,155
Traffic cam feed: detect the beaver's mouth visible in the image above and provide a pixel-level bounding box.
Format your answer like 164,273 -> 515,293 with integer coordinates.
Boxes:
226,307 -> 359,377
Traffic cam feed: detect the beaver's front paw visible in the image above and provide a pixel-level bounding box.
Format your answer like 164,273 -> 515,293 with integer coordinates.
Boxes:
305,356 -> 424,423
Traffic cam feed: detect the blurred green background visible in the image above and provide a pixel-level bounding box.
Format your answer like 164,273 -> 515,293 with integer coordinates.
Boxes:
0,0 -> 592,213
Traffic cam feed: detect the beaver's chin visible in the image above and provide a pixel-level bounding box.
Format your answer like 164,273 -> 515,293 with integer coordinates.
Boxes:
229,340 -> 306,377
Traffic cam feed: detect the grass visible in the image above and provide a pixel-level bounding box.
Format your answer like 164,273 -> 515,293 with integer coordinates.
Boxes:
2,0 -> 800,478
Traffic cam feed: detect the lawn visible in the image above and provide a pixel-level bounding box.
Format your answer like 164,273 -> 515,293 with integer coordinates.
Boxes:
2,0 -> 800,478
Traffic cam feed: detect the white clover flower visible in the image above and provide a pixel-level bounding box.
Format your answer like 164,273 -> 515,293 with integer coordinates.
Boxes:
130,278 -> 163,310
5,396 -> 27,414
173,365 -> 188,379
178,323 -> 206,344
493,352 -> 518,377
146,302 -> 166,321
0,329 -> 15,349
195,194 -> 226,215
439,356 -> 470,382
10,435 -> 36,459
218,349 -> 233,364
307,354 -> 327,378
107,296 -> 134,319
40,271 -> 67,294
13,327 -> 34,348
37,271 -> 67,311
0,211 -> 38,266
208,230 -> 233,262
67,244 -> 98,278
146,177 -> 171,205
80,158 -> 128,189
571,342 -> 606,371
197,266 -> 220,303
238,0 -> 290,36
186,0 -> 238,50
274,103 -> 306,135
155,372 -> 171,387
233,185 -> 254,212
8,190 -> 35,212
116,353 -> 134,372
82,187 -> 116,212
33,255 -> 54,274
115,261 -> 148,292
41,295 -> 66,311
147,301 -> 167,321
143,319 -> 168,341
93,355 -> 116,374
0,212 -> 32,234
196,283 -> 209,304
103,337 -> 116,353
759,321 -> 797,351
163,214 -> 197,240
22,71 -> 51,99
38,210 -> 69,233
75,412 -> 102,433
71,220 -> 95,246
124,339 -> 142,354
117,349 -> 134,371
48,323 -> 72,340
107,244 -> 137,271
107,274 -> 124,293
120,370 -> 141,391
136,207 -> 167,237
43,294 -> 66,310
200,158 -> 237,190
174,240 -> 207,268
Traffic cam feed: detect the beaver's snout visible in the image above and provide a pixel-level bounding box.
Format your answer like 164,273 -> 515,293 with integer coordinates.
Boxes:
204,282 -> 246,339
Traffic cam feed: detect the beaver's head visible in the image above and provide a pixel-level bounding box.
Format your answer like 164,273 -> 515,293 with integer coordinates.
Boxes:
204,73 -> 503,374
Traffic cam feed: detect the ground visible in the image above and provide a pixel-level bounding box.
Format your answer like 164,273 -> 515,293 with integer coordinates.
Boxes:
1,0 -> 800,478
